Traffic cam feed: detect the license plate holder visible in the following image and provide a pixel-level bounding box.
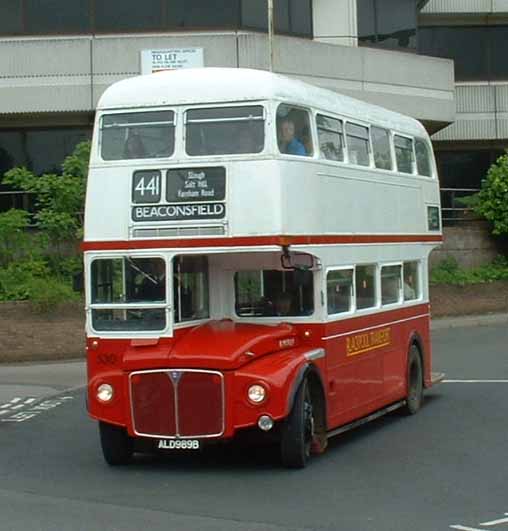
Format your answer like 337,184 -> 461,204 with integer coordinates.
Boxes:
157,439 -> 201,450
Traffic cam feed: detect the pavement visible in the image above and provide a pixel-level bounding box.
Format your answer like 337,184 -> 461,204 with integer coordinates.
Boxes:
0,312 -> 506,406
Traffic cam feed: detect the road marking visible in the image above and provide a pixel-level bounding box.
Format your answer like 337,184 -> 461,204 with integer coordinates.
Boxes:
0,396 -> 74,423
443,380 -> 508,384
480,515 -> 508,526
450,526 -> 487,531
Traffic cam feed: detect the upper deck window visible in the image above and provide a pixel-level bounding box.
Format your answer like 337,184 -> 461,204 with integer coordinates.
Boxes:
371,127 -> 393,171
415,138 -> 432,177
317,114 -> 344,162
185,106 -> 264,156
100,111 -> 175,161
346,123 -> 370,166
394,135 -> 414,174
277,105 -> 313,157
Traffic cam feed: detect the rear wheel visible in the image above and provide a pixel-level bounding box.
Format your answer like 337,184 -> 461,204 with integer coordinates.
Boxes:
99,421 -> 134,466
280,378 -> 314,468
402,345 -> 424,415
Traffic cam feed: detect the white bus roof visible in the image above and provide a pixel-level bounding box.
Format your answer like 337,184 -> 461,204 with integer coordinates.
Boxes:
97,68 -> 427,138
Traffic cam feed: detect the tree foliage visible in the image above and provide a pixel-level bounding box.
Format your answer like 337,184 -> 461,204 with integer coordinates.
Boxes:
466,152 -> 508,236
0,141 -> 90,307
3,140 -> 90,240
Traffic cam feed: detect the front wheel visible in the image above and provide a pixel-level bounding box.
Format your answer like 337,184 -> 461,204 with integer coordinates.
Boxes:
280,378 -> 314,468
402,345 -> 424,415
99,421 -> 134,466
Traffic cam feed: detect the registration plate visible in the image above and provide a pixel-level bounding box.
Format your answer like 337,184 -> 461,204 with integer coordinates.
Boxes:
157,439 -> 200,450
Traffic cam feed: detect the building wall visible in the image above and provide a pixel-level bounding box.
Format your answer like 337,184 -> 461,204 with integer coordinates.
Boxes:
0,31 -> 454,127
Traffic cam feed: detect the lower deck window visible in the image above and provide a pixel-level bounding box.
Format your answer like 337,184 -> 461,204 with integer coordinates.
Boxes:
235,269 -> 314,317
355,264 -> 377,309
92,309 -> 165,332
327,269 -> 353,314
381,265 -> 402,305
403,261 -> 420,301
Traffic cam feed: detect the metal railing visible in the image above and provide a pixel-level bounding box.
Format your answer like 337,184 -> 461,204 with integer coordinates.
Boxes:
440,187 -> 480,224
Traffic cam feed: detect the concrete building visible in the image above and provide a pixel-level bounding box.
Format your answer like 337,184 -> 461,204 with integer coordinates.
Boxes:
0,0 -> 455,214
419,0 -> 508,224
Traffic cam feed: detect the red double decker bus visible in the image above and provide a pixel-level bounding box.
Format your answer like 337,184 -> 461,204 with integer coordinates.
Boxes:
84,68 -> 443,467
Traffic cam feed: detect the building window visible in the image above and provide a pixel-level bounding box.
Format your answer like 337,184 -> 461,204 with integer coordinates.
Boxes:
0,0 -> 22,34
241,0 -> 312,37
418,25 -> 508,82
167,0 -> 239,29
95,0 -> 163,32
25,0 -> 90,34
0,0 -> 312,37
358,0 -> 417,51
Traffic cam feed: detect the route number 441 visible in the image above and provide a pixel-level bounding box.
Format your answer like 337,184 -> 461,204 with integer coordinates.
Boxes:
135,175 -> 160,197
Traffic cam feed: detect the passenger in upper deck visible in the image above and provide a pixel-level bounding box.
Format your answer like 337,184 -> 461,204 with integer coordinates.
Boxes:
278,118 -> 307,156
124,133 -> 146,159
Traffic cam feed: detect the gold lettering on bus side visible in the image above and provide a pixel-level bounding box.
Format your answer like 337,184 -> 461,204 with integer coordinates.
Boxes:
346,327 -> 391,357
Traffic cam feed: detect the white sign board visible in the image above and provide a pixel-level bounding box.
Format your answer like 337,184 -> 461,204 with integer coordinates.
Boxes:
141,48 -> 204,74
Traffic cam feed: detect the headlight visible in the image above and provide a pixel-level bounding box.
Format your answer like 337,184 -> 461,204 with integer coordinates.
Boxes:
97,383 -> 114,402
248,384 -> 267,404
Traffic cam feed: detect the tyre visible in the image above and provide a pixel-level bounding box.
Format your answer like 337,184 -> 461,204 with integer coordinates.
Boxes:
402,344 -> 424,415
99,421 -> 134,466
280,378 -> 314,469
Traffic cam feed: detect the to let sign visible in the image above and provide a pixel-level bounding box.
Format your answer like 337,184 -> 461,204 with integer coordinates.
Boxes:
141,48 -> 204,74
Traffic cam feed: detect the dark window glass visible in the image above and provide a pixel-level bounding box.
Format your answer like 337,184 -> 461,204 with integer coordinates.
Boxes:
167,0 -> 239,28
25,0 -> 90,33
0,0 -> 22,34
289,0 -> 312,36
357,0 -> 376,45
241,0 -> 311,36
376,0 -> 416,50
371,126 -> 392,170
358,0 -> 416,50
241,0 -> 267,30
490,26 -> 508,81
95,0 -> 162,32
435,150 -> 504,189
418,26 -> 488,81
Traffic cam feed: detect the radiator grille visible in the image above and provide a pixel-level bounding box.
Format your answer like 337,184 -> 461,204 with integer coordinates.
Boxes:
130,369 -> 224,438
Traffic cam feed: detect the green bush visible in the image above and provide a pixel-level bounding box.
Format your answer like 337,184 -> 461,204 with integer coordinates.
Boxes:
462,152 -> 508,236
0,141 -> 89,308
431,256 -> 508,285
